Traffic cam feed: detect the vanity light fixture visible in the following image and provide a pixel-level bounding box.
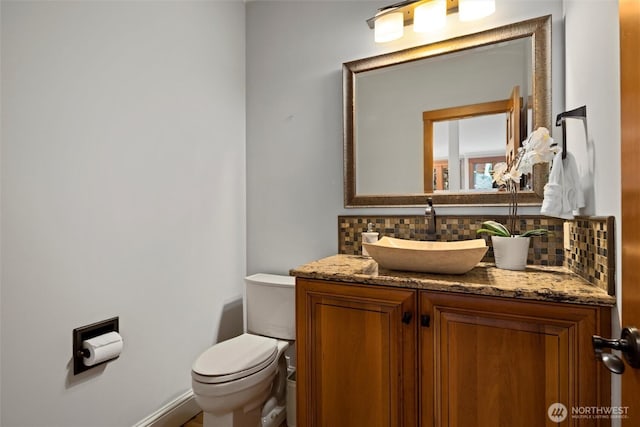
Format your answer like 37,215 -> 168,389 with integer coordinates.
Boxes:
366,0 -> 496,43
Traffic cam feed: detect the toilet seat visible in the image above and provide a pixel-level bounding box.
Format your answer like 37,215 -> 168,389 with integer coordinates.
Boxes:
192,334 -> 278,384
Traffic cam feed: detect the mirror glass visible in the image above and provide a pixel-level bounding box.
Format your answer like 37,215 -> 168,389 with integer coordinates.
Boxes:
344,16 -> 551,207
433,113 -> 507,192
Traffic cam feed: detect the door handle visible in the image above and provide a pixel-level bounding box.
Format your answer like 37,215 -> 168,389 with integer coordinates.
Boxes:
592,326 -> 640,374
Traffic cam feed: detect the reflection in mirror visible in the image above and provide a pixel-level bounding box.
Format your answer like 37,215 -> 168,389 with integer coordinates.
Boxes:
431,110 -> 532,192
432,113 -> 507,192
357,41 -> 529,195
420,87 -> 525,193
344,15 -> 551,207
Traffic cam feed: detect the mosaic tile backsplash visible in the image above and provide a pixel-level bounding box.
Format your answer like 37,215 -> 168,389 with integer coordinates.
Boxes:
563,217 -> 615,295
338,215 -> 615,294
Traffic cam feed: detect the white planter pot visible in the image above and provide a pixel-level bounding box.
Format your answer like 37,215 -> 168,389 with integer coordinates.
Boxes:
491,235 -> 531,271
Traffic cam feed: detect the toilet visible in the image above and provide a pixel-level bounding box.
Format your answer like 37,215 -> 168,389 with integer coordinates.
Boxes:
191,274 -> 296,427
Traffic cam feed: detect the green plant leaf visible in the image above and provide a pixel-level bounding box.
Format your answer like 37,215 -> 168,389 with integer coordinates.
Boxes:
476,221 -> 511,237
476,228 -> 502,236
520,228 -> 554,237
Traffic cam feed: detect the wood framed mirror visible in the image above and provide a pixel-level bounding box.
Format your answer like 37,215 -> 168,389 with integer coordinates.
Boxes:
343,15 -> 551,207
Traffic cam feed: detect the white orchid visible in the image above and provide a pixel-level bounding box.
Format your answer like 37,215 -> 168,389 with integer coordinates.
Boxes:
482,127 -> 558,237
491,162 -> 509,185
491,127 -> 557,187
505,165 -> 523,182
518,127 -> 559,174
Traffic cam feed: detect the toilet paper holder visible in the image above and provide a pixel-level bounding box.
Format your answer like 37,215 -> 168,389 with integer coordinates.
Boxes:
72,316 -> 120,375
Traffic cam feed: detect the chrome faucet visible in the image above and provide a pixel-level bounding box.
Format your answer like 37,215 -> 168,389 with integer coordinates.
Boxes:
425,197 -> 436,234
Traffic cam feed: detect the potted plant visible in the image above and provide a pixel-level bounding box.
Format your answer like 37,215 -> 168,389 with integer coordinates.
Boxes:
476,127 -> 559,270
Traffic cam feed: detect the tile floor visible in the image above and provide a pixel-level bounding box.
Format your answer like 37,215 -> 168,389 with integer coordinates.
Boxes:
182,412 -> 203,427
182,412 -> 288,427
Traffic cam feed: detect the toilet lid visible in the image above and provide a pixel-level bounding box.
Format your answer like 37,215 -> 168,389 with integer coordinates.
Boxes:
192,333 -> 277,383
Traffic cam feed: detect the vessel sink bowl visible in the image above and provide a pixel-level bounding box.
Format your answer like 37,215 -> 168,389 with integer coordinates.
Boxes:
363,237 -> 488,274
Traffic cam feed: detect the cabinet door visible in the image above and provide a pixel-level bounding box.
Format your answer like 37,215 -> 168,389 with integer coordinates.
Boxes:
420,292 -> 611,427
296,279 -> 417,427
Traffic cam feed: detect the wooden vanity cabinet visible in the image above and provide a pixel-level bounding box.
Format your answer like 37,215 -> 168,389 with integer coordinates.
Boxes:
420,291 -> 611,427
296,278 -> 418,427
296,278 -> 611,427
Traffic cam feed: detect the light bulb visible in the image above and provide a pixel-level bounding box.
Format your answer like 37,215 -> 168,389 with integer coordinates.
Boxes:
414,0 -> 447,33
375,11 -> 404,43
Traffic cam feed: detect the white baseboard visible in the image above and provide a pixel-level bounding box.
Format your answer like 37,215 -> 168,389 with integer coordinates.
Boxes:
133,390 -> 200,427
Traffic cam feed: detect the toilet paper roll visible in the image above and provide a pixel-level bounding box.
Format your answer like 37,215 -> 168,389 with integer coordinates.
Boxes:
82,331 -> 123,367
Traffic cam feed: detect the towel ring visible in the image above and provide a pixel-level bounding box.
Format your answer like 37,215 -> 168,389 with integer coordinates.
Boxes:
555,105 -> 587,159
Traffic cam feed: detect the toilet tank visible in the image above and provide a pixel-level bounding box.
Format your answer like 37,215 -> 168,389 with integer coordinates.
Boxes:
245,273 -> 296,340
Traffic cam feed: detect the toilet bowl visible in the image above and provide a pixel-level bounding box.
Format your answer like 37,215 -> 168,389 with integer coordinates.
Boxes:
191,274 -> 296,427
192,334 -> 289,427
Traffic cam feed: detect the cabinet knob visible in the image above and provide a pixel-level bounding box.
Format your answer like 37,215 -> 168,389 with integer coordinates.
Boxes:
402,311 -> 413,324
592,326 -> 640,374
420,315 -> 430,327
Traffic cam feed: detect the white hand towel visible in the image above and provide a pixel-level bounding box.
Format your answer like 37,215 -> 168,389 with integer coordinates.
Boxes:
541,151 -> 585,219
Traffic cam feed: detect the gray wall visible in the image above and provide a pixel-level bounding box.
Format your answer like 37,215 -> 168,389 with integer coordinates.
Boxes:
564,0 -> 621,421
1,1 -> 246,426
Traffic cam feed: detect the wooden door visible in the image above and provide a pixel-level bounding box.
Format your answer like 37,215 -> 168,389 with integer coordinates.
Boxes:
296,279 -> 417,427
620,0 -> 640,422
506,85 -> 521,165
420,292 -> 610,427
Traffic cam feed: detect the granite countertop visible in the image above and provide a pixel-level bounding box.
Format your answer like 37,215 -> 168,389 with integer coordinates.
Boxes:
290,254 -> 616,307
